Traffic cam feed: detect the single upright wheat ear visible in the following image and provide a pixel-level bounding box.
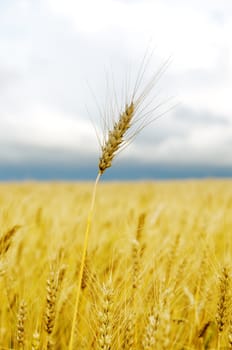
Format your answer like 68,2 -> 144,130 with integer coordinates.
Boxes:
99,102 -> 134,174
69,55 -> 169,350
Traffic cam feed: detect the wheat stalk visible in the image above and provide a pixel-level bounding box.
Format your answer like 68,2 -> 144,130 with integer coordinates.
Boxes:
68,173 -> 100,350
68,55 -> 168,350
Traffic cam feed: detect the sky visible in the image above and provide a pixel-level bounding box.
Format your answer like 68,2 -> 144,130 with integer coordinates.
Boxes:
0,0 -> 232,180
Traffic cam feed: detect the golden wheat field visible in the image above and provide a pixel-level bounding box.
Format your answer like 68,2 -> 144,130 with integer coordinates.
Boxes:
0,180 -> 232,349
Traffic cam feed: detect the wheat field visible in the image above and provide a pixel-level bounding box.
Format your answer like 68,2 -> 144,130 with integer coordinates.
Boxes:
0,180 -> 232,349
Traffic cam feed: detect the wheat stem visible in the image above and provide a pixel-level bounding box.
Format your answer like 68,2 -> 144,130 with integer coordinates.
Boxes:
68,172 -> 100,350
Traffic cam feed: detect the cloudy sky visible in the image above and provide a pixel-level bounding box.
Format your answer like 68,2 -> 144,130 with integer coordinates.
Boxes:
0,0 -> 232,180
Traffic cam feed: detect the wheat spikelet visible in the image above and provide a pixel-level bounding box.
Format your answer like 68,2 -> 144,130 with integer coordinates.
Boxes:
142,312 -> 159,350
145,284 -> 174,349
216,267 -> 230,333
216,266 -> 231,349
143,287 -> 170,350
96,280 -> 114,350
136,212 -> 146,242
131,239 -> 141,291
156,308 -> 171,349
57,264 -> 66,291
44,267 -> 58,349
16,300 -> 27,349
122,313 -> 135,350
198,321 -> 217,349
31,331 -> 40,350
228,320 -> 232,349
0,225 -> 21,257
81,255 -> 90,290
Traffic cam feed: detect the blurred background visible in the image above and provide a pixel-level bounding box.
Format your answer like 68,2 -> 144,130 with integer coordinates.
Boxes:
0,0 -> 232,180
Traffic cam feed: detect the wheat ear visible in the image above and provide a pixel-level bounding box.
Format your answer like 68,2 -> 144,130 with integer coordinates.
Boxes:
31,331 -> 40,350
122,312 -> 135,350
16,300 -> 27,349
99,102 -> 134,174
96,280 -> 114,350
0,225 -> 21,257
216,266 -> 230,349
44,267 -> 58,349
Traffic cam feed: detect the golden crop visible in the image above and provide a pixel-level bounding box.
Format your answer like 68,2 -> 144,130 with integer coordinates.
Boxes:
0,180 -> 232,349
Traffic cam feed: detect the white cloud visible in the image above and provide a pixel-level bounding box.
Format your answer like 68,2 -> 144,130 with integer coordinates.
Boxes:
46,0 -> 230,69
47,0 -> 125,33
0,105 -> 96,153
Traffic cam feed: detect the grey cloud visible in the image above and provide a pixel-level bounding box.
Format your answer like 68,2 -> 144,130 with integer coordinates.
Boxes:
0,140 -> 97,166
171,56 -> 231,94
173,106 -> 230,125
1,159 -> 232,181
